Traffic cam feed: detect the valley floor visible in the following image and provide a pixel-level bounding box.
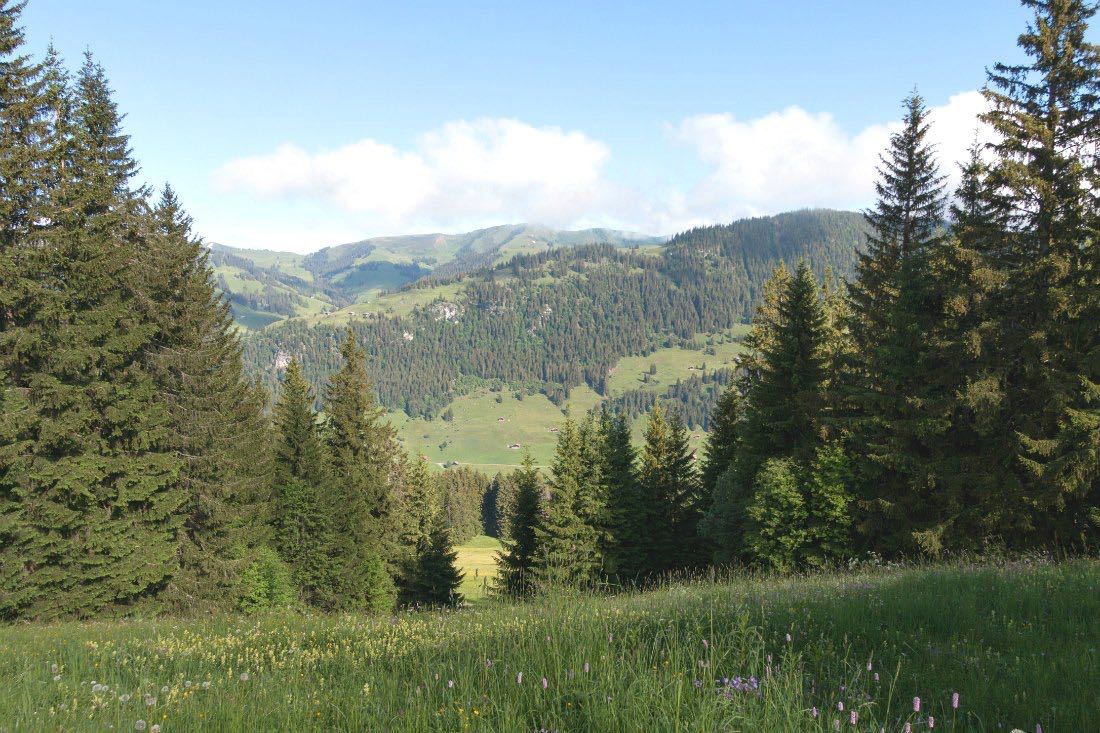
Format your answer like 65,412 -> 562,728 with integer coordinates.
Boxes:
1,560 -> 1095,731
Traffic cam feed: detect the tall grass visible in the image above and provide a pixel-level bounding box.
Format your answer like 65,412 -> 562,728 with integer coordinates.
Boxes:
0,559 -> 1095,731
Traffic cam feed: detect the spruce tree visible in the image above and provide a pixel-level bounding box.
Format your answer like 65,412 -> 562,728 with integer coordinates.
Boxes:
272,359 -> 335,608
532,415 -> 601,588
323,330 -> 395,611
0,0 -> 47,249
395,454 -> 438,600
637,404 -> 672,577
980,0 -> 1100,547
0,49 -> 181,619
736,262 -> 792,394
700,384 -> 742,508
495,454 -> 543,597
141,187 -> 274,612
407,512 -> 463,607
844,94 -> 952,554
601,412 -> 645,582
744,261 -> 828,466
664,412 -> 703,570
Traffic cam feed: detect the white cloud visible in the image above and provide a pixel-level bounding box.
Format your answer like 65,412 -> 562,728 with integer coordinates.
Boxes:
211,118 -> 617,237
208,92 -> 991,250
669,91 -> 991,223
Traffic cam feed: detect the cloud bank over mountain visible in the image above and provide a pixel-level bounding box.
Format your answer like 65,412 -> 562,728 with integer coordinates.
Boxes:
211,91 -> 989,252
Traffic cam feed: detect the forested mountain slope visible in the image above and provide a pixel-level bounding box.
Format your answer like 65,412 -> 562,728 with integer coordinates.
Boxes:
210,224 -> 663,329
240,209 -> 867,417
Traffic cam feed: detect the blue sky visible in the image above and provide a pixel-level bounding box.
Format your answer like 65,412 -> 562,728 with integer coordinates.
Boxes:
28,1 -> 1042,252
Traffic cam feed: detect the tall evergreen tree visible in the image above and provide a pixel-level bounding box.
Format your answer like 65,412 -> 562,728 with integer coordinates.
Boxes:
141,187 -> 274,611
0,49 -> 181,619
323,330 -> 395,611
495,454 -> 543,597
844,94 -> 953,554
394,454 -> 438,600
700,384 -> 742,507
532,415 -> 601,588
407,512 -> 463,607
600,411 -> 644,581
271,358 -> 334,608
0,0 -> 47,249
637,406 -> 699,575
745,261 -> 829,466
980,0 -> 1100,547
736,262 -> 792,394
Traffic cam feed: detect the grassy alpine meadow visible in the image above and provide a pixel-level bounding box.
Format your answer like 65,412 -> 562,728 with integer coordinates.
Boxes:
1,559 -> 1096,732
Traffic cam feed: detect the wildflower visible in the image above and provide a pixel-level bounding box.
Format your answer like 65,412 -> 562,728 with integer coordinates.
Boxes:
903,724 -> 911,733
1037,725 -> 1043,733
144,696 -> 157,707
867,661 -> 873,671
812,706 -> 819,718
160,686 -> 168,694
239,672 -> 249,682
485,659 -> 492,668
447,680 -> 454,689
53,675 -> 61,682
583,662 -> 590,674
837,701 -> 844,712
913,696 -> 921,713
119,694 -> 131,703
542,677 -> 549,689
929,716 -> 935,728
693,679 -> 702,689
850,711 -> 858,726
517,672 -> 523,685
785,633 -> 792,643
873,672 -> 879,682
202,681 -> 210,690
50,663 -> 58,674
134,721 -> 147,732
702,639 -> 709,650
151,726 -> 161,733
952,692 -> 959,709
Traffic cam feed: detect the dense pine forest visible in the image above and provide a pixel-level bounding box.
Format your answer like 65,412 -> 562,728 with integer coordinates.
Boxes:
241,209 -> 866,418
0,0 -> 1097,627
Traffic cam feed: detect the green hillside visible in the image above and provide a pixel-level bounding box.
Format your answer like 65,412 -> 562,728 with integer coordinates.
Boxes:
240,209 -> 867,425
209,224 -> 663,329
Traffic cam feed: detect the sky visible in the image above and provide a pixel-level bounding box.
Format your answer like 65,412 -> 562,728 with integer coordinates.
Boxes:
27,1 -> 1045,253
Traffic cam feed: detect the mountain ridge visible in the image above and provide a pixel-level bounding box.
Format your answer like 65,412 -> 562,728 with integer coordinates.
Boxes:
209,223 -> 665,329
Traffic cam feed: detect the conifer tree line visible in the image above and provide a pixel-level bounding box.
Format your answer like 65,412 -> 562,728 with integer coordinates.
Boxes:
498,0 -> 1099,586
0,1 -> 464,619
1,0 -> 1096,617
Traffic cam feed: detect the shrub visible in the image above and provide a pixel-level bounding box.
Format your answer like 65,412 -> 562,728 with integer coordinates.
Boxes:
238,546 -> 297,613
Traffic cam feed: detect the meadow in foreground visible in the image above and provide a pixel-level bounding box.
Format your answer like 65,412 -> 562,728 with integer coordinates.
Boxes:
1,559 -> 1095,732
